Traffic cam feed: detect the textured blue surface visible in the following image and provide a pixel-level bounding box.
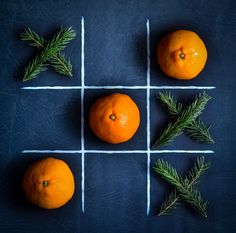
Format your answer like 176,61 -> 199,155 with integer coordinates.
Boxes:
0,0 -> 236,233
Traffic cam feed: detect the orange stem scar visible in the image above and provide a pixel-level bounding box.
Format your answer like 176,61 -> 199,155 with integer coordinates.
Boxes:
109,114 -> 116,121
43,181 -> 49,187
179,53 -> 185,59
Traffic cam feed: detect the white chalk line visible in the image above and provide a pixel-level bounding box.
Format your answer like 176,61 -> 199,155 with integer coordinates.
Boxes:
147,153 -> 150,215
151,150 -> 215,154
21,86 -> 82,90
21,149 -> 215,154
84,150 -> 147,154
150,86 -> 216,90
21,85 -> 216,90
146,19 -> 151,216
81,16 -> 85,213
22,150 -> 83,153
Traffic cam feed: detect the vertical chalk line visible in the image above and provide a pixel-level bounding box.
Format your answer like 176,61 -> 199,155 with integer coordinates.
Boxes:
146,19 -> 151,216
81,16 -> 85,213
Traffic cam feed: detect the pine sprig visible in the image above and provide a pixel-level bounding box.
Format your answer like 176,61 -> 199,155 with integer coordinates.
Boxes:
158,157 -> 209,216
158,91 -> 182,117
158,190 -> 180,216
180,184 -> 208,218
153,157 -> 209,217
50,52 -> 72,77
153,92 -> 211,148
22,27 -> 76,81
186,157 -> 210,186
20,28 -> 45,48
158,91 -> 214,144
20,28 -> 73,77
185,119 -> 214,144
153,159 -> 181,185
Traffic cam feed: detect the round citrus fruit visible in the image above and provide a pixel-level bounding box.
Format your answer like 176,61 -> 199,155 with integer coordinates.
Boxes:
89,93 -> 140,144
23,157 -> 75,209
157,30 -> 207,80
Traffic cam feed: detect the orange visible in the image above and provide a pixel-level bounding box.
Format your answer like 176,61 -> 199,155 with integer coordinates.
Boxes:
157,30 -> 207,80
22,157 -> 75,209
89,93 -> 140,144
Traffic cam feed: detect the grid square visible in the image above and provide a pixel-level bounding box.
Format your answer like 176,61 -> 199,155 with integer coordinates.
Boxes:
150,153 -> 216,229
150,89 -> 217,151
13,29 -> 82,89
0,153 -> 82,233
15,90 -> 81,151
149,19 -> 219,87
85,153 -> 147,219
85,15 -> 147,86
150,154 -> 191,216
84,89 -> 147,150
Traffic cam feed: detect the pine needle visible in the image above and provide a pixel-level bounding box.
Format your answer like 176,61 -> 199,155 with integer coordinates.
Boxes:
153,92 -> 211,148
22,27 -> 76,81
158,91 -> 214,144
153,158 -> 209,217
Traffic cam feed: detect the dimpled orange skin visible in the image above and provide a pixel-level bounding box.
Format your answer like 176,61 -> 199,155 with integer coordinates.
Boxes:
89,93 -> 140,144
22,157 -> 75,209
157,30 -> 207,80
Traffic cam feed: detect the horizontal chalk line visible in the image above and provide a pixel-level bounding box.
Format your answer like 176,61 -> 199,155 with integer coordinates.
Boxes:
21,86 -> 216,90
22,86 -> 82,90
85,86 -> 147,89
22,150 -> 83,153
151,150 -> 215,154
150,86 -> 216,90
21,149 -> 215,154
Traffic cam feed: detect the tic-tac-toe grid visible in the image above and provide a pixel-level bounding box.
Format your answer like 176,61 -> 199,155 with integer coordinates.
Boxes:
21,17 -> 215,215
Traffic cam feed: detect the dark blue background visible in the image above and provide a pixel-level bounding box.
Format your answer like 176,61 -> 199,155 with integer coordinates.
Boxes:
1,0 -> 236,233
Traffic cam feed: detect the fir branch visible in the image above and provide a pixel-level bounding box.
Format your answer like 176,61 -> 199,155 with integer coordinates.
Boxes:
179,184 -> 208,218
50,52 -> 72,77
185,119 -> 214,144
158,91 -> 182,117
20,28 -> 73,77
158,91 -> 214,144
153,92 -> 211,148
153,159 -> 181,186
22,27 -> 76,81
158,190 -> 180,216
153,158 -> 209,217
158,157 -> 210,216
186,157 -> 210,187
20,28 -> 45,48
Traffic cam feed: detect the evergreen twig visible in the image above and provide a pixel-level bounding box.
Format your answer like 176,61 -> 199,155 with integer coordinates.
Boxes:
20,28 -> 73,77
21,27 -> 76,81
153,92 -> 211,148
158,92 -> 214,144
153,158 -> 209,217
157,157 -> 210,216
158,190 -> 180,216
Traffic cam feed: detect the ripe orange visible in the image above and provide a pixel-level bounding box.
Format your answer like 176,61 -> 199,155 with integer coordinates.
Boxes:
157,30 -> 207,80
22,157 -> 75,209
89,93 -> 140,144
